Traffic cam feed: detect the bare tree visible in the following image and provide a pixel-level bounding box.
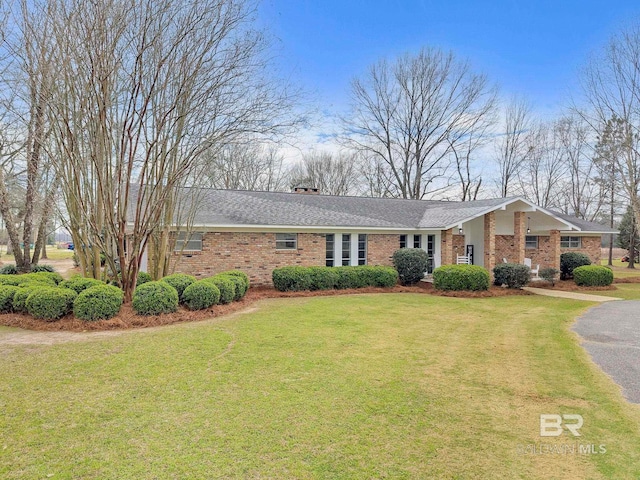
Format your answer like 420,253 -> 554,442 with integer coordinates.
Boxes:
289,151 -> 358,195
577,22 -> 640,242
343,47 -> 497,199
493,97 -> 533,198
43,0 -> 298,300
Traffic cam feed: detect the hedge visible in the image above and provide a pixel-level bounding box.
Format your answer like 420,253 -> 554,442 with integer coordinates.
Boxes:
433,265 -> 490,291
0,273 -> 57,287
160,273 -> 196,302
573,265 -> 614,287
182,281 -> 221,310
272,265 -> 398,292
30,264 -> 56,273
59,276 -> 105,293
73,284 -> 124,321
218,274 -> 247,299
560,252 -> 591,280
132,281 -> 179,315
203,276 -> 236,304
392,248 -> 430,285
25,287 -> 77,321
0,285 -> 18,313
137,272 -> 152,286
12,286 -> 41,313
493,263 -> 531,289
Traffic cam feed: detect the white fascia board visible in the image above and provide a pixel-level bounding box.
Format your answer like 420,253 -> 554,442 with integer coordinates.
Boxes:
166,224 -> 442,235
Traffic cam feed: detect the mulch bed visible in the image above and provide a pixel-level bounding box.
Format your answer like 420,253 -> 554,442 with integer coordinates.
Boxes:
530,280 -> 617,292
613,276 -> 640,284
0,284 -> 530,333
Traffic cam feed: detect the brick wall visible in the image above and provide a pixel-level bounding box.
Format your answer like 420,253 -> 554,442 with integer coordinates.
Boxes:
452,234 -> 465,261
495,235 -> 518,264
367,234 -> 399,266
171,232 -> 325,285
561,236 -> 601,264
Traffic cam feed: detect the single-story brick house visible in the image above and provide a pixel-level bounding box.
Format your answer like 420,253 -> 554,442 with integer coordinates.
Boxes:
149,188 -> 613,285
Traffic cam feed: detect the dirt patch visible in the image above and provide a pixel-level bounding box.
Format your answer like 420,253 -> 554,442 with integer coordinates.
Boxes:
531,280 -> 617,292
614,276 -> 640,284
0,284 -> 531,334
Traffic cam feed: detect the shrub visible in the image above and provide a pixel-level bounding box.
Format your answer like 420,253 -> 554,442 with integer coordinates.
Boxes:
307,267 -> 339,290
30,264 -> 55,273
160,273 -> 196,302
218,274 -> 247,300
0,265 -> 18,275
0,285 -> 18,313
335,267 -> 365,289
137,271 -> 152,286
539,267 -> 559,286
493,263 -> 531,289
392,248 -> 429,285
573,265 -> 614,287
12,286 -> 41,313
59,276 -> 105,293
26,287 -> 77,321
220,270 -> 250,292
433,265 -> 490,291
363,266 -> 398,287
182,281 -> 221,310
132,281 -> 179,315
560,252 -> 591,280
0,273 -> 57,287
203,276 -> 236,304
272,266 -> 312,292
31,271 -> 63,285
73,284 -> 124,321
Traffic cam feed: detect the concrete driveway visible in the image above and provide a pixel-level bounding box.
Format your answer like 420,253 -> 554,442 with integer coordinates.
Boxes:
573,301 -> 640,404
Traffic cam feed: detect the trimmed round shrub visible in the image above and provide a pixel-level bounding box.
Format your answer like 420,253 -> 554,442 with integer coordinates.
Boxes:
203,276 -> 236,304
160,273 -> 196,302
132,281 -> 179,315
307,266 -> 339,291
0,265 -> 18,275
26,287 -> 77,321
493,263 -> 531,289
137,271 -> 152,286
0,273 -> 57,287
73,284 -> 124,321
539,267 -> 559,286
392,248 -> 429,285
0,285 -> 18,313
60,276 -> 105,293
433,265 -> 490,291
12,286 -> 41,313
220,270 -> 250,291
272,266 -> 312,292
218,274 -> 247,299
31,271 -> 63,285
560,252 -> 591,280
182,281 -> 221,310
573,265 -> 614,287
30,264 -> 55,273
359,265 -> 398,287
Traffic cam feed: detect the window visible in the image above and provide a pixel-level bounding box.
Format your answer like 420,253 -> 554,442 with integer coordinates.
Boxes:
413,234 -> 422,249
174,232 -> 203,251
525,235 -> 538,249
326,234 -> 335,267
399,234 -> 407,249
342,234 -> 351,266
561,236 -> 582,248
358,234 -> 367,265
275,233 -> 297,250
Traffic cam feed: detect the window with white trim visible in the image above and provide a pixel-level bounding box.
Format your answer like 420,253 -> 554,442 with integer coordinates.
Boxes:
561,236 -> 582,248
326,234 -> 335,267
358,234 -> 367,265
413,234 -> 422,249
399,234 -> 407,248
525,235 -> 538,249
174,232 -> 203,251
342,234 -> 351,266
275,233 -> 297,250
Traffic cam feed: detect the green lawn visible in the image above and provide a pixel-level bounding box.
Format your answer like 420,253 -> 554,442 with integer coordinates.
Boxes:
1,294 -> 640,479
601,259 -> 640,279
0,245 -> 74,261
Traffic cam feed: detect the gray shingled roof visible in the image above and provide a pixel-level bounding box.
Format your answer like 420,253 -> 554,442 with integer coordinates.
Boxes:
549,210 -> 616,233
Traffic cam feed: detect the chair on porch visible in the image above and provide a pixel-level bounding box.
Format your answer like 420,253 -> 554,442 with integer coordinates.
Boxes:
524,258 -> 540,278
503,257 -> 508,264
456,254 -> 470,265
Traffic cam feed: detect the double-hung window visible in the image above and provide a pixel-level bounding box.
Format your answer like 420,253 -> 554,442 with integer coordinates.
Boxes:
276,233 -> 297,250
525,235 -> 538,249
560,236 -> 581,248
174,232 -> 203,251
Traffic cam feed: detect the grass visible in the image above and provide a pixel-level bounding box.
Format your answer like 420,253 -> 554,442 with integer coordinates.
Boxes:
601,258 -> 640,279
0,245 -> 75,261
1,294 -> 640,479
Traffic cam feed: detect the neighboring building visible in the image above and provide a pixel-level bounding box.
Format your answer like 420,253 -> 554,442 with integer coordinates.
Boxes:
155,189 -> 612,285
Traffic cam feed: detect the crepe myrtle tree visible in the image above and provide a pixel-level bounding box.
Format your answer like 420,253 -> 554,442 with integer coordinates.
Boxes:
41,0 -> 300,301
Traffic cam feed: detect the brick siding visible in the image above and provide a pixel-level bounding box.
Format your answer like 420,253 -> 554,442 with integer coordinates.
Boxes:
367,234 -> 399,266
561,236 -> 601,264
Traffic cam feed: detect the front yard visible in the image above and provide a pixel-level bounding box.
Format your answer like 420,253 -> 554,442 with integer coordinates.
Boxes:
1,293 -> 639,479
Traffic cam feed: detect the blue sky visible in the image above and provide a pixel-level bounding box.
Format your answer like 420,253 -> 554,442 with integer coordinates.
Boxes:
259,0 -> 640,135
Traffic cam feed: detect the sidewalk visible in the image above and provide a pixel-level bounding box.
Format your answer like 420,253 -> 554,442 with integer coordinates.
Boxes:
522,287 -> 622,302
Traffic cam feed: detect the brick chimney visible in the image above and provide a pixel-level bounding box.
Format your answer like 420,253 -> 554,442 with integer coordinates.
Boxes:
293,187 -> 320,195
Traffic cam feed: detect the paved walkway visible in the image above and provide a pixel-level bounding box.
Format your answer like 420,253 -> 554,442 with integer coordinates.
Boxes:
573,301 -> 640,404
523,287 -> 622,302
